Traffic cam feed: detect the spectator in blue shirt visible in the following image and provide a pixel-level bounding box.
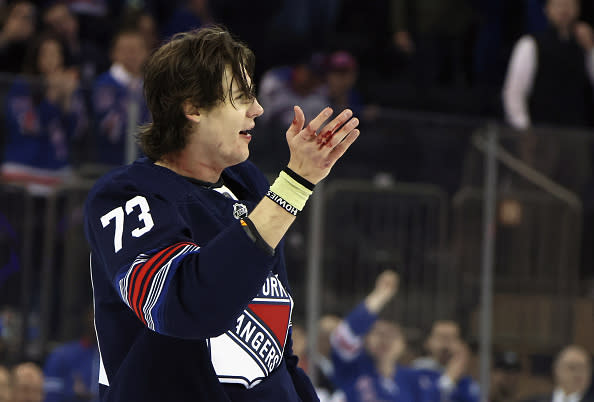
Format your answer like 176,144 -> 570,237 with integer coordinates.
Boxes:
1,32 -> 86,190
331,270 -> 419,401
91,29 -> 149,167
43,307 -> 100,402
412,320 -> 480,402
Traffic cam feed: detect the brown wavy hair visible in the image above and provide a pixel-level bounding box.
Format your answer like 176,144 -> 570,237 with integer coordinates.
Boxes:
138,26 -> 255,161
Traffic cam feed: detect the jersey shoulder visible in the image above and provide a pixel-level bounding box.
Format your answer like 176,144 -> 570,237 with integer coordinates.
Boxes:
84,158 -> 194,224
226,160 -> 270,197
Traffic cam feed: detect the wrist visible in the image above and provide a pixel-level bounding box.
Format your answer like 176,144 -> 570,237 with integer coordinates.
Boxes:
364,291 -> 391,313
283,166 -> 315,190
286,162 -> 319,185
266,167 -> 314,216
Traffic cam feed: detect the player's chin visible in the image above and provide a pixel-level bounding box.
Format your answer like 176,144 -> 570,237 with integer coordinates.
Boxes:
236,148 -> 250,164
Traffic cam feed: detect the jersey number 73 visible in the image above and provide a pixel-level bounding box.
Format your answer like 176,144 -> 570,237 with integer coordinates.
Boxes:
100,195 -> 155,253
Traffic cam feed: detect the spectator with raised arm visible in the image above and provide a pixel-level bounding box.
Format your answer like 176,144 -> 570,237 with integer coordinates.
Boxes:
330,270 -> 417,401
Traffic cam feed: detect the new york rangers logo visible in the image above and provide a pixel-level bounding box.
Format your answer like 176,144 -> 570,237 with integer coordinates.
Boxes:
208,273 -> 293,388
233,203 -> 248,219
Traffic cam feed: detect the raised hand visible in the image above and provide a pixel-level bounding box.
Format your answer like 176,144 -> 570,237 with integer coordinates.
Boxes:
373,270 -> 399,301
365,270 -> 399,313
286,106 -> 360,184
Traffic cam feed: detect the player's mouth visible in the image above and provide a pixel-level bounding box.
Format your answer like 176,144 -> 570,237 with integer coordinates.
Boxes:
239,127 -> 253,139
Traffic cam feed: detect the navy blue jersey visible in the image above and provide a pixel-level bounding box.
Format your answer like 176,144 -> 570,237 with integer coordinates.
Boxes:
84,157 -> 318,401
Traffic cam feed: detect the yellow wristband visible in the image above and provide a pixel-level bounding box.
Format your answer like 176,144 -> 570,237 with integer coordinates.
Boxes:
267,171 -> 313,214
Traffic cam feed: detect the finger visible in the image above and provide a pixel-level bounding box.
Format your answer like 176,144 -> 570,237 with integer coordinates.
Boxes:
286,105 -> 305,138
299,107 -> 333,140
327,129 -> 360,162
316,109 -> 354,148
320,117 -> 359,150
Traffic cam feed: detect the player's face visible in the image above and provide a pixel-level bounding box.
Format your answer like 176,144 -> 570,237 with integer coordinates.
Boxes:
192,67 -> 264,170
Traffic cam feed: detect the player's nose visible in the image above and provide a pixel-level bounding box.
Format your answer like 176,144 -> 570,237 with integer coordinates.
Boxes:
248,98 -> 264,118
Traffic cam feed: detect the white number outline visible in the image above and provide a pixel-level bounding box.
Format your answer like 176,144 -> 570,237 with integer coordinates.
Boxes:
100,195 -> 154,253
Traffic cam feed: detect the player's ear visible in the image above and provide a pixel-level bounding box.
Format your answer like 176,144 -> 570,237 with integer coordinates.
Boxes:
182,100 -> 200,123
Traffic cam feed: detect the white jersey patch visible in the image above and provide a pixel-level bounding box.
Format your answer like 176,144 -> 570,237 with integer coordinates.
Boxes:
208,272 -> 293,388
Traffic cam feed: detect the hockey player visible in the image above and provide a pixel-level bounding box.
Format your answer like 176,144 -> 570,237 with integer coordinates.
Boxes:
84,26 -> 360,401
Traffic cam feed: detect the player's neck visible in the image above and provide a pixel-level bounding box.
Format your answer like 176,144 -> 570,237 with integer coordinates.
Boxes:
155,157 -> 222,183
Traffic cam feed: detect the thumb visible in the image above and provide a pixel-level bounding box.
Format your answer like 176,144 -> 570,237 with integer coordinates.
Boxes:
286,105 -> 305,138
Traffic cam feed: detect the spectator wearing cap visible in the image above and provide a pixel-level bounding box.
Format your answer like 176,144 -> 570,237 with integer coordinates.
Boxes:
255,53 -> 327,172
259,53 -> 327,127
326,51 -> 363,117
490,350 -> 522,402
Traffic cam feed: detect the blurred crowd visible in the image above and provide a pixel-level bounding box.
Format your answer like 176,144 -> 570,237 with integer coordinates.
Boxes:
288,271 -> 594,402
0,0 -> 593,185
0,272 -> 591,401
1,0 -> 594,401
